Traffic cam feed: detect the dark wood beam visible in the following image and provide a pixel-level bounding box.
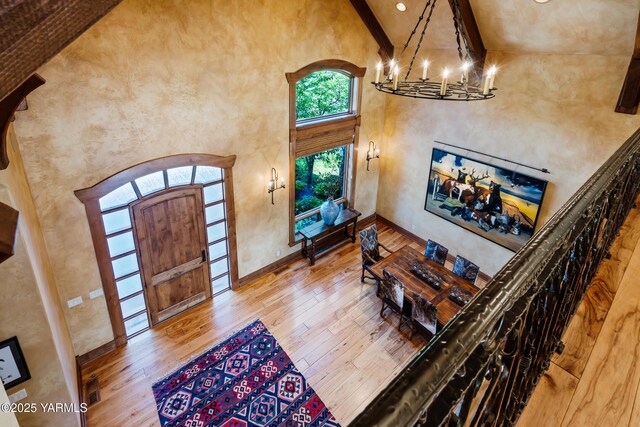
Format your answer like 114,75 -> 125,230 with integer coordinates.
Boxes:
0,73 -> 45,170
349,0 -> 394,64
0,0 -> 122,102
616,12 -> 640,114
0,201 -> 19,264
448,0 -> 486,79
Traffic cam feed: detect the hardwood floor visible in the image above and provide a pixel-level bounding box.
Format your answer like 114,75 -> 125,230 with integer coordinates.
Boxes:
82,224 -> 448,426
83,207 -> 640,427
519,204 -> 640,427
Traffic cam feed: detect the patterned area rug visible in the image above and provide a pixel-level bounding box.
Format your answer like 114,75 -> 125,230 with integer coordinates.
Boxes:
152,319 -> 341,426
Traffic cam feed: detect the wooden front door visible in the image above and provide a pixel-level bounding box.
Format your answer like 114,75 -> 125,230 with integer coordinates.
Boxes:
133,187 -> 211,325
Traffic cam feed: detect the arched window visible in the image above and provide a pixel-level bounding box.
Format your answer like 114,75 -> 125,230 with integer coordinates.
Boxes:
295,70 -> 352,122
286,60 -> 366,243
76,154 -> 238,343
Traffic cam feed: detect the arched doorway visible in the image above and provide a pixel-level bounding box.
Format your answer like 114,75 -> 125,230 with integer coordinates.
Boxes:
75,154 -> 238,345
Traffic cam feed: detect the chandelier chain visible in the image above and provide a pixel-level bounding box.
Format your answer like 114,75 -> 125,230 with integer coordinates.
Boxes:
451,0 -> 481,82
451,0 -> 465,63
404,0 -> 438,80
398,0 -> 433,60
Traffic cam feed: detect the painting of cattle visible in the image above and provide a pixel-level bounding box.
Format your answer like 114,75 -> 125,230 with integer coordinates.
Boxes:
424,148 -> 548,252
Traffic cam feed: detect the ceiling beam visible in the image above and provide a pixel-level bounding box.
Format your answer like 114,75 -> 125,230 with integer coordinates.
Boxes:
448,0 -> 486,79
0,0 -> 123,102
616,12 -> 640,114
349,0 -> 394,65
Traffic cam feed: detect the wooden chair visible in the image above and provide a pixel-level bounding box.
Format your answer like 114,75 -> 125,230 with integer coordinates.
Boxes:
453,255 -> 480,285
424,239 -> 448,265
380,269 -> 409,329
410,291 -> 438,339
359,224 -> 392,282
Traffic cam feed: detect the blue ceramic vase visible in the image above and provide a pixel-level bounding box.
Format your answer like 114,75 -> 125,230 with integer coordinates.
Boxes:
320,197 -> 340,225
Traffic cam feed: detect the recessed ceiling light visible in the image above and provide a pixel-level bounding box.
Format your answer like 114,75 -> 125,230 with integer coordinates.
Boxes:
396,2 -> 407,12
533,0 -> 551,3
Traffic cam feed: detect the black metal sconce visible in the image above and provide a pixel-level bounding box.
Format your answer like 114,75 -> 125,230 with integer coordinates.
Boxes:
366,140 -> 380,171
268,167 -> 286,205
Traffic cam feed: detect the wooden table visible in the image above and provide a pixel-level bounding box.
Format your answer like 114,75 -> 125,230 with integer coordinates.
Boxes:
299,208 -> 361,265
370,245 -> 480,327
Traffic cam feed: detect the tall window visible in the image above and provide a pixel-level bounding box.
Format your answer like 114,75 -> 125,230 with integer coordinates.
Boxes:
286,60 -> 366,243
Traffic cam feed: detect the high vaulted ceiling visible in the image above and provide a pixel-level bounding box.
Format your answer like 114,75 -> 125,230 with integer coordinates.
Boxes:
367,0 -> 639,57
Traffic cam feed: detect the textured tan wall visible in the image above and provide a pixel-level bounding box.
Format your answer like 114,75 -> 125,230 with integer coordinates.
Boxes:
470,0 -> 638,56
377,50 -> 640,276
0,225 -> 78,427
13,0 -> 385,354
367,0 -> 638,56
0,383 -> 19,427
0,131 -> 78,426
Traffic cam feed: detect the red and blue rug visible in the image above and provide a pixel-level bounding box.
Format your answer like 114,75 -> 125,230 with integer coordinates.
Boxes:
152,319 -> 341,427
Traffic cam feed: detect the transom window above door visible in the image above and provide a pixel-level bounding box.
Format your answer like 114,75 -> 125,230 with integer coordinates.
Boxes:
76,154 -> 238,344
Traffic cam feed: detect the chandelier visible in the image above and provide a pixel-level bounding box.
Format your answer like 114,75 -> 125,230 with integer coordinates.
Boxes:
373,0 -> 497,101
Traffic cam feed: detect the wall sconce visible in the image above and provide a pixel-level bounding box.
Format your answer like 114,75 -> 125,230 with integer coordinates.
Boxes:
268,167 -> 286,205
366,140 -> 380,171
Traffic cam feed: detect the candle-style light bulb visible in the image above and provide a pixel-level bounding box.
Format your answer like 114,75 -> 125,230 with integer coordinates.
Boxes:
388,59 -> 396,80
422,60 -> 429,80
440,68 -> 449,96
392,65 -> 399,91
280,177 -> 285,188
374,148 -> 380,158
375,61 -> 382,84
483,74 -> 491,95
461,61 -> 471,83
268,179 -> 275,191
488,65 -> 497,89
483,66 -> 496,95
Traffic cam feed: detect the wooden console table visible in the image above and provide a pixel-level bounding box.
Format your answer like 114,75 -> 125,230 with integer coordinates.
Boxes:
299,208 -> 361,265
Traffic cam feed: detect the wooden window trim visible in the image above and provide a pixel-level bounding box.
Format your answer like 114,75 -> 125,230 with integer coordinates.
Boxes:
286,59 -> 366,246
75,153 -> 238,347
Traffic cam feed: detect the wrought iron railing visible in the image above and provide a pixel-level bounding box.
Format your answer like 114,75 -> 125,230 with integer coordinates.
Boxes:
350,128 -> 640,427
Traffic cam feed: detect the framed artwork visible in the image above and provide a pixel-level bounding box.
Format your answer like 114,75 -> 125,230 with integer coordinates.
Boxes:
0,336 -> 30,390
424,148 -> 548,252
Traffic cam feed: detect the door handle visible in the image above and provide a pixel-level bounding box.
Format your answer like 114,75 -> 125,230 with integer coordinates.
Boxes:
202,249 -> 207,263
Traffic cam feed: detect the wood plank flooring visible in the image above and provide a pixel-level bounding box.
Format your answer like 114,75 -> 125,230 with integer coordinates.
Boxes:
83,206 -> 640,427
83,224 -> 466,426
519,203 -> 640,427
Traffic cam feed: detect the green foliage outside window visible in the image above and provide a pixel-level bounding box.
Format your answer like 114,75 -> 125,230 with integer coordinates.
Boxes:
294,146 -> 346,230
296,71 -> 351,121
293,69 -> 351,232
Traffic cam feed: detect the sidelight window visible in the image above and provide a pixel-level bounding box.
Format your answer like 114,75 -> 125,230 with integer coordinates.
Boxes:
97,165 -> 231,337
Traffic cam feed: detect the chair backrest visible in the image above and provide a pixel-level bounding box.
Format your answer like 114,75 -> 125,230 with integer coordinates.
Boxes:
359,224 -> 380,262
381,269 -> 404,309
453,255 -> 480,284
424,239 -> 448,265
412,291 -> 437,334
